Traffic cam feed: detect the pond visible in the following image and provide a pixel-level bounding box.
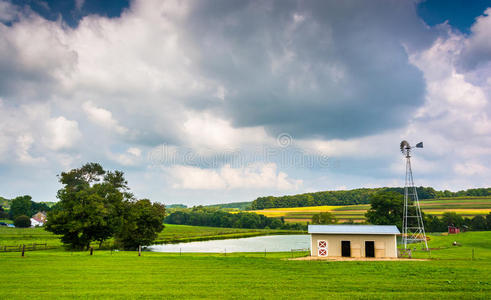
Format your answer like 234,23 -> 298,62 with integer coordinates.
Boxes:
148,234 -> 310,253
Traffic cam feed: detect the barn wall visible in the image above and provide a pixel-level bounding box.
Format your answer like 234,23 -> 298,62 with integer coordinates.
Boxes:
311,234 -> 397,258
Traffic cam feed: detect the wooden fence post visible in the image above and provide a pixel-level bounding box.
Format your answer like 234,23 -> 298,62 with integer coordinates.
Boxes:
21,244 -> 25,257
90,247 -> 93,256
138,245 -> 141,256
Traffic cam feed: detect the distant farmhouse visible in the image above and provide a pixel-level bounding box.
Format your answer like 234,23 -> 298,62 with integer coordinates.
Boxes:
30,212 -> 47,227
308,225 -> 400,258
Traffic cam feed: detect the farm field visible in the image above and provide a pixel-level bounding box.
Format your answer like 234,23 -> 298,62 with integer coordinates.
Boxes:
0,224 -> 303,250
0,231 -> 490,299
248,196 -> 491,223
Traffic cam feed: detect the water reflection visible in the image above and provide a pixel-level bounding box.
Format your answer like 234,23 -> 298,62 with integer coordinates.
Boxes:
148,234 -> 310,253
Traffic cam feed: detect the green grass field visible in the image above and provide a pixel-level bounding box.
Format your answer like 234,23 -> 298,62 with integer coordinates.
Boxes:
0,231 -> 490,299
0,224 -> 303,250
248,196 -> 491,223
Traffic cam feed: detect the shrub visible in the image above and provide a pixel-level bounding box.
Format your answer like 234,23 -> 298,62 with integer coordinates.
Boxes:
14,215 -> 31,228
0,208 -> 9,219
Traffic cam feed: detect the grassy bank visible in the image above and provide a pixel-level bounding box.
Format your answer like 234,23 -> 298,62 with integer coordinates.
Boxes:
0,224 -> 304,250
0,232 -> 490,299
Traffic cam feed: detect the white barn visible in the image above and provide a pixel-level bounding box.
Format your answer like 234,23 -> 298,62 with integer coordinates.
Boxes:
309,225 -> 400,258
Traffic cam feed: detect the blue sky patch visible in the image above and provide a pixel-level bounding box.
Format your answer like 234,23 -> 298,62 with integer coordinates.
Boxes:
417,0 -> 490,34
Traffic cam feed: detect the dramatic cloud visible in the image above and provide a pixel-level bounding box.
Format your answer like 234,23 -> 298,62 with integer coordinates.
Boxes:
0,0 -> 489,204
180,0 -> 433,139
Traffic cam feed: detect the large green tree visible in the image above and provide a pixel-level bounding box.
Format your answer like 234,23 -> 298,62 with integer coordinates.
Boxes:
365,191 -> 405,229
116,199 -> 166,249
9,195 -> 32,219
46,163 -> 129,250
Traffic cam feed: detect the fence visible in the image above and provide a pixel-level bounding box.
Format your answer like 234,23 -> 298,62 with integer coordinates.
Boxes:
1,243 -> 48,252
291,248 -> 310,258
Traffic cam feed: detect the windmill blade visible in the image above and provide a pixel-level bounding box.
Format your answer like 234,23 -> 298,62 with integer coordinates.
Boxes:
400,140 -> 410,154
416,142 -> 423,148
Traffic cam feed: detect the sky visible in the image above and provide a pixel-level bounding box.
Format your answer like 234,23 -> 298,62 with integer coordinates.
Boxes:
0,0 -> 490,205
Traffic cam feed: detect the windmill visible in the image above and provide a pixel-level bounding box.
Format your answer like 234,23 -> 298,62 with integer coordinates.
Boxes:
400,140 -> 428,250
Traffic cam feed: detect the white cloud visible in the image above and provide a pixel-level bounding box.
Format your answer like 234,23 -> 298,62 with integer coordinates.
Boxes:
459,8 -> 491,72
43,116 -> 81,150
127,147 -> 142,157
182,112 -> 269,150
454,162 -> 489,176
16,134 -> 45,164
82,101 -> 128,134
112,147 -> 144,166
168,163 -> 302,191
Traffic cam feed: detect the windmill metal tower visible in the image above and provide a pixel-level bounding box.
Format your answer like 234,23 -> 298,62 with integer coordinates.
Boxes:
400,140 -> 428,250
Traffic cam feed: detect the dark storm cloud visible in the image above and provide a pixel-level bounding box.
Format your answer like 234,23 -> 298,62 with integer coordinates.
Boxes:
180,0 -> 435,139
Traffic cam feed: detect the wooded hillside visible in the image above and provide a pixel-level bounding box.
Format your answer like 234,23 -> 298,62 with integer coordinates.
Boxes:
250,187 -> 491,210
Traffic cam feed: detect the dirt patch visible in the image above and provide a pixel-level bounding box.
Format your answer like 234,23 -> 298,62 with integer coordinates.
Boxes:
289,256 -> 428,261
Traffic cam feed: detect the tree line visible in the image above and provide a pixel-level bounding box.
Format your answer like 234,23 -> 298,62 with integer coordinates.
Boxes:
425,213 -> 491,232
251,187 -> 491,209
165,206 -> 306,230
0,195 -> 52,220
365,191 -> 491,232
0,195 -> 54,228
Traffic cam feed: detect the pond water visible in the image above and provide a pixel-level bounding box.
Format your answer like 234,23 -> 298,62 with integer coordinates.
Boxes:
148,234 -> 310,253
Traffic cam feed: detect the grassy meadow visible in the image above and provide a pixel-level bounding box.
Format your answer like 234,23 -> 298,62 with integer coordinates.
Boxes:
0,231 -> 490,299
248,196 -> 491,223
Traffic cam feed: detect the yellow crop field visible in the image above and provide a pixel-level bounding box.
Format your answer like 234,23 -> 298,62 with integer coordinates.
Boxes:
246,197 -> 491,223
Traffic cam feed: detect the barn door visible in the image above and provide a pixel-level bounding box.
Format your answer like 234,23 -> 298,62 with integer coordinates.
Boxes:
365,241 -> 375,257
341,241 -> 351,257
318,240 -> 328,256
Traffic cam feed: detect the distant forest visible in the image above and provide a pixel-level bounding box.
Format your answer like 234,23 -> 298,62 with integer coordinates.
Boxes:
165,207 -> 305,230
250,187 -> 491,210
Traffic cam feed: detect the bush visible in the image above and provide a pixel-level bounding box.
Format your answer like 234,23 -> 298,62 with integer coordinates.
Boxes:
14,215 -> 31,228
0,207 -> 9,219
